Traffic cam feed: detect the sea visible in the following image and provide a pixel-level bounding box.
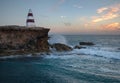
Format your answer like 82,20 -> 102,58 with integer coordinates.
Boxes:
0,35 -> 120,83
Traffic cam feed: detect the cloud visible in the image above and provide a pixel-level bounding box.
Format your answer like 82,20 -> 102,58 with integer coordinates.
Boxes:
60,0 -> 65,3
102,22 -> 120,30
92,4 -> 120,23
93,13 -> 118,22
60,16 -> 66,18
97,7 -> 108,13
73,5 -> 83,9
49,0 -> 65,12
64,22 -> 71,26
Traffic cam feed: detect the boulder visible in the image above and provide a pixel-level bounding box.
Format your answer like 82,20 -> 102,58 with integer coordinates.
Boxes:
79,42 -> 94,46
118,48 -> 120,50
51,43 -> 73,52
74,45 -> 86,49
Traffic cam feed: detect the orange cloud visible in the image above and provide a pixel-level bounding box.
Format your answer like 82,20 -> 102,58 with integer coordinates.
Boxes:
97,7 -> 108,13
93,4 -> 120,23
93,13 -> 118,22
102,22 -> 120,30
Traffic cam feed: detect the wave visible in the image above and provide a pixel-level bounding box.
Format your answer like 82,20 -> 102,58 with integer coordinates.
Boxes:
45,54 -> 76,59
1,48 -> 119,60
48,35 -> 67,45
0,54 -> 32,59
71,48 -> 120,60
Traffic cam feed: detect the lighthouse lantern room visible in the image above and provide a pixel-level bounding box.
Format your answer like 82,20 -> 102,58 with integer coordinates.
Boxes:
26,9 -> 35,27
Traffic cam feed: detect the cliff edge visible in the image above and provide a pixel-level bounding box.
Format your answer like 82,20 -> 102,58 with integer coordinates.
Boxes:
0,25 -> 50,56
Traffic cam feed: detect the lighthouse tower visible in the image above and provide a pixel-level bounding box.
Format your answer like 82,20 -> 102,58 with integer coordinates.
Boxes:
26,9 -> 35,27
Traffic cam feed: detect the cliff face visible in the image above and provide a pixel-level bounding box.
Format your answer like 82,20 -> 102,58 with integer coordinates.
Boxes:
0,25 -> 50,55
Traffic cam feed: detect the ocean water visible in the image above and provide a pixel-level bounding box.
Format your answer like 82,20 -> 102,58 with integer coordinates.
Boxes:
0,35 -> 120,83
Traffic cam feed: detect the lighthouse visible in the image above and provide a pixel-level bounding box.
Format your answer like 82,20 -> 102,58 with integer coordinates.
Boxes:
26,9 -> 35,27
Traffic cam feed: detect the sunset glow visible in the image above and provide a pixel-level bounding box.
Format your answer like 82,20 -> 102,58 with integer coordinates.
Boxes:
0,0 -> 120,35
102,22 -> 120,30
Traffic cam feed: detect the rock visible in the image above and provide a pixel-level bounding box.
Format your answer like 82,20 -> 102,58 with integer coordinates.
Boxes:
118,48 -> 120,50
74,45 -> 86,49
0,25 -> 50,56
51,43 -> 73,52
79,42 -> 94,46
26,38 -> 36,50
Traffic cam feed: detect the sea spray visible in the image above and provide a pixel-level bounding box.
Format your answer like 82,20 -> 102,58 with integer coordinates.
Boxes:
1,35 -> 120,83
49,35 -> 67,45
71,48 -> 120,60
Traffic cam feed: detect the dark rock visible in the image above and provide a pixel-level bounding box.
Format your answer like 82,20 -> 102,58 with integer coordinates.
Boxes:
0,25 -> 50,55
51,43 -> 73,52
79,42 -> 95,46
74,45 -> 86,49
26,38 -> 36,50
118,48 -> 120,50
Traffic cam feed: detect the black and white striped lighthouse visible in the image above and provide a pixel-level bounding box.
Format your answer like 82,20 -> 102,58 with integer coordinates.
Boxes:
26,9 -> 35,27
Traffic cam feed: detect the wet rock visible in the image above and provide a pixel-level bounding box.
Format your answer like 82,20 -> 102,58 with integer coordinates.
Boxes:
51,43 -> 73,52
74,45 -> 86,49
79,42 -> 95,46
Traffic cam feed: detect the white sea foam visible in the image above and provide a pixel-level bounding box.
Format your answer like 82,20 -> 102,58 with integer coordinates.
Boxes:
0,55 -> 21,59
100,67 -> 120,73
45,54 -> 76,59
0,54 -> 32,59
45,44 -> 120,60
48,35 -> 67,45
72,48 -> 120,60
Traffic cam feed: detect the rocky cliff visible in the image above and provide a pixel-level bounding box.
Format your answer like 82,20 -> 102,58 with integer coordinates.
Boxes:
0,25 -> 50,55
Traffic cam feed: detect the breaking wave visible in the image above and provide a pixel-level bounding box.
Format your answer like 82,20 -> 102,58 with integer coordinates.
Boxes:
71,48 -> 120,60
48,35 -> 67,45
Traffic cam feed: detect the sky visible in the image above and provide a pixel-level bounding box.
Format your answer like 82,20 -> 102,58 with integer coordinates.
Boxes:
0,0 -> 120,35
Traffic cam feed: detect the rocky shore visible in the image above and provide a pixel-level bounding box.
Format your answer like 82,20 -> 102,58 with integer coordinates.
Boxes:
0,25 -> 50,56
0,25 -> 96,56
